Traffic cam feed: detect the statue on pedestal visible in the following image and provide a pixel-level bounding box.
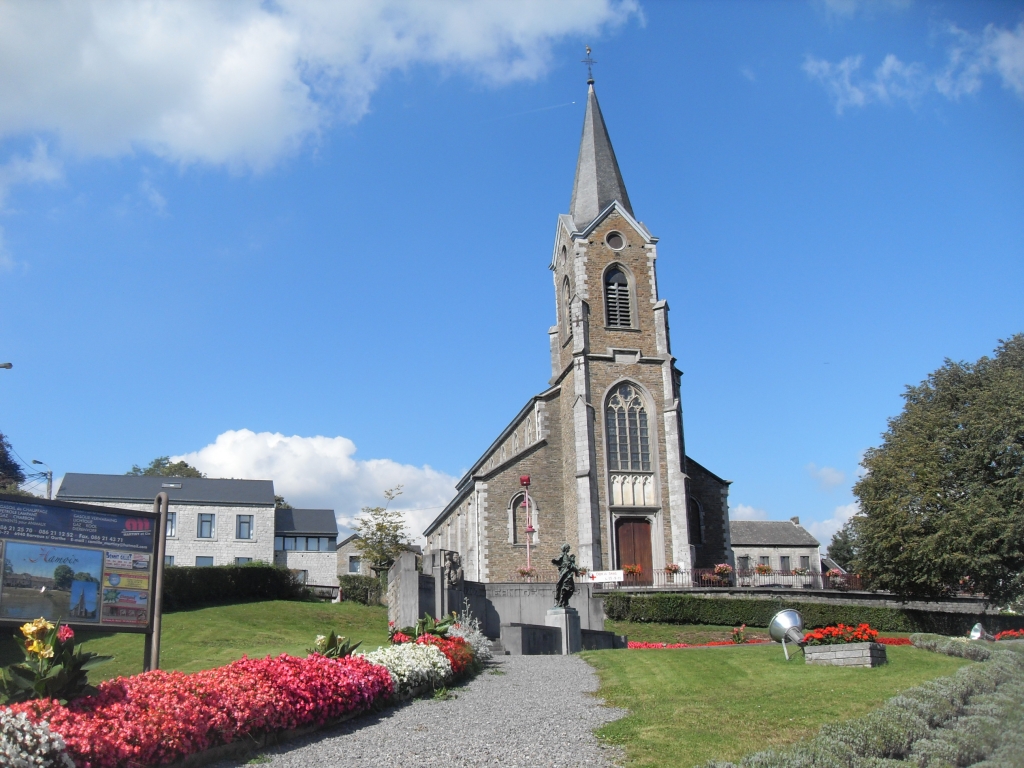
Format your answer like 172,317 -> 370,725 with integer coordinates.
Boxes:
552,543 -> 580,609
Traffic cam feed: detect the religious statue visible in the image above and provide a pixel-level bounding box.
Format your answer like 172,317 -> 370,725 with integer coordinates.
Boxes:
552,543 -> 581,609
444,551 -> 464,588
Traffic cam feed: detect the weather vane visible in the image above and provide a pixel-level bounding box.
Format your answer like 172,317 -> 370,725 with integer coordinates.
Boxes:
582,45 -> 596,84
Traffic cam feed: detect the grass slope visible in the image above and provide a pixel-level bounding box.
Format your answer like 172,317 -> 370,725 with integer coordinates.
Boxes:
0,601 -> 390,682
582,643 -> 970,768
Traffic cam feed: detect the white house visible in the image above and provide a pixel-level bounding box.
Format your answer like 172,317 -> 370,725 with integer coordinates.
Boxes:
273,508 -> 338,586
729,517 -> 822,576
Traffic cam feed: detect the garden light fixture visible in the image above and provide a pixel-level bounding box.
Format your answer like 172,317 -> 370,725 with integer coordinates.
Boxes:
769,609 -> 807,660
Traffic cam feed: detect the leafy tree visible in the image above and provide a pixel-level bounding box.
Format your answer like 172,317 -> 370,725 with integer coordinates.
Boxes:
354,486 -> 409,573
73,572 -> 99,583
853,334 -> 1024,604
127,456 -> 205,478
275,495 -> 292,509
827,519 -> 859,570
0,431 -> 26,492
52,564 -> 75,590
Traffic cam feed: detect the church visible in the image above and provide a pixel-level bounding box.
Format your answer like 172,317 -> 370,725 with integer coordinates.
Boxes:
424,76 -> 734,584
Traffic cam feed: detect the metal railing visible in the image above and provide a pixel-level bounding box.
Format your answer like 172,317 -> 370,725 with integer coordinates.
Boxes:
591,569 -> 864,591
307,583 -> 340,600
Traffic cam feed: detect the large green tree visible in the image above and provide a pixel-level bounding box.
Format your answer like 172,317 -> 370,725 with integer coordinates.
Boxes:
0,431 -> 34,496
127,456 -> 205,478
853,334 -> 1024,604
827,520 -> 858,571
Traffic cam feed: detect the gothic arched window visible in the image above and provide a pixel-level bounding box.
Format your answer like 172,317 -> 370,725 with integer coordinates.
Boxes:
606,383 -> 651,471
509,492 -> 538,545
688,497 -> 704,545
561,277 -> 572,337
605,267 -> 631,327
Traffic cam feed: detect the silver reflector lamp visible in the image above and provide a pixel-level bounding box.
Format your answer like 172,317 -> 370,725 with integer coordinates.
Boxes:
769,609 -> 806,660
969,623 -> 994,641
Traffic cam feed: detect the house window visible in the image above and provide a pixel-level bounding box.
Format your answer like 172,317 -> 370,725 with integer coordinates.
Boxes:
295,536 -> 308,551
164,555 -> 175,566
780,556 -> 791,573
197,514 -> 215,539
274,537 -> 283,550
166,512 -> 177,537
562,277 -> 572,337
737,556 -> 749,571
606,383 -> 651,471
687,498 -> 703,545
293,570 -> 308,584
800,556 -> 811,570
284,537 -> 295,550
322,537 -> 334,551
605,266 -> 631,327
196,556 -> 214,567
509,493 -> 538,545
236,515 -> 253,540
349,556 -> 361,574
235,557 -> 252,565
759,556 -> 770,567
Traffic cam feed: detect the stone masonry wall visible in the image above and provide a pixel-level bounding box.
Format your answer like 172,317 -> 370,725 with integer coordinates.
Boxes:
101,501 -> 275,567
273,550 -> 338,586
805,642 -> 887,667
685,460 -> 730,568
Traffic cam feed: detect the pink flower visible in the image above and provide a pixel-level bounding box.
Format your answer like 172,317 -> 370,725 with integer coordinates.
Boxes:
57,624 -> 75,643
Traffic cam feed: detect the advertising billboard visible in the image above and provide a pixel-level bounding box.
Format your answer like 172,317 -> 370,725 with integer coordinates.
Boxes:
0,495 -> 159,632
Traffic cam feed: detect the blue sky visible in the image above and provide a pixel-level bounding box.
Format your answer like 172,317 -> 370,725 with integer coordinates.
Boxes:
1,0 -> 1021,545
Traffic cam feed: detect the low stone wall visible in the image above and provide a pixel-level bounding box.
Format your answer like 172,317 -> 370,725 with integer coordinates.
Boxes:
805,642 -> 887,667
500,623 -> 562,655
581,628 -> 628,650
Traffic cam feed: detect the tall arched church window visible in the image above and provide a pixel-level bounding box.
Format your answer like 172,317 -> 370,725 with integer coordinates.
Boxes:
605,267 -> 631,327
526,416 -> 533,444
606,383 -> 651,472
509,492 -> 538,545
512,432 -> 520,454
687,498 -> 704,545
561,277 -> 572,337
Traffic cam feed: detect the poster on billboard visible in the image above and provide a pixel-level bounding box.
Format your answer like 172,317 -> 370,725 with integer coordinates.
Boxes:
0,495 -> 159,632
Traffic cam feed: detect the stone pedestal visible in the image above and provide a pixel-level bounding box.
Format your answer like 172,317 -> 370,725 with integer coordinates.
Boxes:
805,641 -> 887,667
545,607 -> 582,654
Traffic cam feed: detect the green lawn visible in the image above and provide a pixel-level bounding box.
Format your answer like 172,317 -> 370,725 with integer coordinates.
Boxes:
0,600 -> 390,682
606,620 -> 914,646
581,643 -> 970,768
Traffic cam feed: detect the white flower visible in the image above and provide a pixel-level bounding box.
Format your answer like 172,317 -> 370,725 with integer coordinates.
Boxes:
358,643 -> 452,697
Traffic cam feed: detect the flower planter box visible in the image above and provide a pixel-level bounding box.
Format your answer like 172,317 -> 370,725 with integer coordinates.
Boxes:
805,641 -> 887,667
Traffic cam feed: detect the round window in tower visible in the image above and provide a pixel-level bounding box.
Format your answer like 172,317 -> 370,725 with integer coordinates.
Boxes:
605,231 -> 625,250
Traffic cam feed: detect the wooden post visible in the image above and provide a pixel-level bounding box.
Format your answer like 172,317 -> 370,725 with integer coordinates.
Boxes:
144,492 -> 169,672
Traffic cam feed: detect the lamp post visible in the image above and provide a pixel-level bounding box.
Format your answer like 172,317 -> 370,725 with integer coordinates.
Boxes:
31,460 -> 52,499
0,363 -> 11,369
519,475 -> 535,573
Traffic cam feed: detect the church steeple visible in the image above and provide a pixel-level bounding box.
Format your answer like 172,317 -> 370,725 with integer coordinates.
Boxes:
569,83 -> 633,230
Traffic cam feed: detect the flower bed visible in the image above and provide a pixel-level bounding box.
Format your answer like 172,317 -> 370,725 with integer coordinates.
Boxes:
359,641 -> 451,699
628,639 -> 770,649
11,654 -> 392,768
803,622 -> 879,645
877,636 -> 912,646
995,628 -> 1024,641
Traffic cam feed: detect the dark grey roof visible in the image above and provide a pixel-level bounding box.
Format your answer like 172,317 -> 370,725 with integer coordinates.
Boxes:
730,520 -> 820,547
57,473 -> 275,506
569,83 -> 633,230
275,508 -> 338,536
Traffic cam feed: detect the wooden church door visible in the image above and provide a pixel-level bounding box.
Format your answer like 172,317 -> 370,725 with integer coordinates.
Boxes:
616,518 -> 653,585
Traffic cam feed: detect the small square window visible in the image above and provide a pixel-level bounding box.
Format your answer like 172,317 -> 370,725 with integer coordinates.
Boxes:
759,556 -> 770,567
737,556 -> 749,571
295,536 -> 307,551
284,537 -> 295,550
164,555 -> 175,566
349,556 -> 361,574
236,515 -> 253,540
800,556 -> 810,570
166,512 -> 177,538
294,570 -> 308,584
780,556 -> 791,573
197,514 -> 215,539
235,557 -> 252,565
319,537 -> 331,551
274,536 -> 283,551
196,556 -> 214,567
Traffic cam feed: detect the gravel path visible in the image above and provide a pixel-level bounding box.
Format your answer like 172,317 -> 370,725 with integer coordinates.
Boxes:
212,655 -> 626,768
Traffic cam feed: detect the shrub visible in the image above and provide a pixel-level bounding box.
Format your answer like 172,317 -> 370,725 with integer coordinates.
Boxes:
162,562 -> 306,610
13,654 -> 392,768
1,708 -> 72,768
338,574 -> 383,605
602,593 -> 1024,635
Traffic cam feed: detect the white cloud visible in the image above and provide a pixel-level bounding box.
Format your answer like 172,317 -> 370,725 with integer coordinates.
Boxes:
807,502 -> 859,543
138,179 -> 167,215
0,141 -> 63,209
805,20 -> 1024,112
0,0 -> 637,171
174,428 -> 459,542
805,462 -> 846,491
0,229 -> 13,273
815,0 -> 912,20
731,503 -> 769,521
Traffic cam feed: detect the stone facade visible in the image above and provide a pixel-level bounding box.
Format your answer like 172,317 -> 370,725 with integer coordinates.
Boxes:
804,642 -> 888,667
424,81 -> 732,580
98,500 -> 275,567
336,534 -> 373,577
273,550 -> 336,586
731,519 -> 822,576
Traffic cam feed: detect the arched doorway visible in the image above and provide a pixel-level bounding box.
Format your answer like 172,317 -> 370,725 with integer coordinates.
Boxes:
615,517 -> 653,585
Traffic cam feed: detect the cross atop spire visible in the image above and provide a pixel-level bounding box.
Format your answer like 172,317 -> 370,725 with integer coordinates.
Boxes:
582,45 -> 596,85
568,80 -> 633,230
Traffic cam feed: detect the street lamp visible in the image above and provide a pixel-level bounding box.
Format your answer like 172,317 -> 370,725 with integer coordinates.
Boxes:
520,475 -> 535,573
0,363 -> 11,369
32,460 -> 52,500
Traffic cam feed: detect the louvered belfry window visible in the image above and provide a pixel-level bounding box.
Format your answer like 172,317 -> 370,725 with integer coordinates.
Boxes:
605,267 -> 631,327
606,383 -> 651,471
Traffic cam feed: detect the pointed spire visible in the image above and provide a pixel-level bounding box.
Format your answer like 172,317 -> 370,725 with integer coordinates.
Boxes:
569,83 -> 633,230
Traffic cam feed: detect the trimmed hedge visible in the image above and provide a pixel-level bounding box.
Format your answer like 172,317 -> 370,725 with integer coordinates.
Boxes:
161,563 -> 306,611
338,574 -> 384,606
603,593 -> 1024,635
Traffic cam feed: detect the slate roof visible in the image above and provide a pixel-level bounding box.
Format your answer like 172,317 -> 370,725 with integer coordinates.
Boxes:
730,520 -> 820,547
57,473 -> 275,506
274,508 -> 338,537
569,83 -> 633,230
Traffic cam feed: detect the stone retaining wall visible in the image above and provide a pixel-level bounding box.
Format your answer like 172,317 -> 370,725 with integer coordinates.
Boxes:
804,641 -> 887,667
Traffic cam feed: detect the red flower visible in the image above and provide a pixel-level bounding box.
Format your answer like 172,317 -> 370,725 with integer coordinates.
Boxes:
57,624 -> 75,644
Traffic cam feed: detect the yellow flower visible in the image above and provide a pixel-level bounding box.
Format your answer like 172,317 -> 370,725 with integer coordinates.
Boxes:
25,638 -> 54,658
20,618 -> 54,640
